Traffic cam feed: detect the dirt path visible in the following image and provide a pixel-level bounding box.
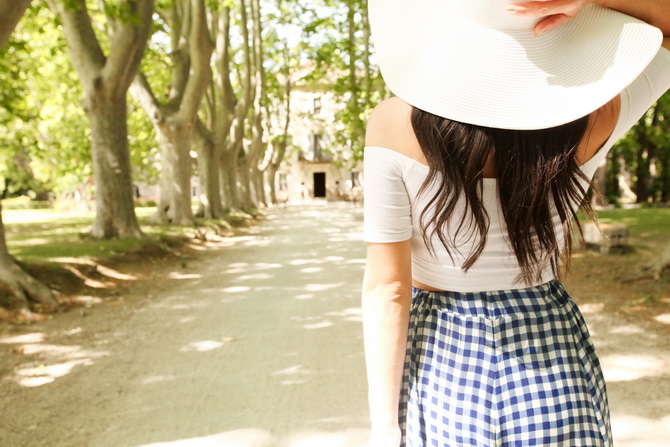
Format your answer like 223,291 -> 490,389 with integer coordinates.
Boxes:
1,203 -> 668,446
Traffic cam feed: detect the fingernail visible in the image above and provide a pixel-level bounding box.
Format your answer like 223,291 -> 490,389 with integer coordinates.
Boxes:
506,6 -> 526,14
535,28 -> 547,37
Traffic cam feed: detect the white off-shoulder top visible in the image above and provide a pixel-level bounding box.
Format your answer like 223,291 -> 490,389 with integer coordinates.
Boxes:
363,47 -> 670,292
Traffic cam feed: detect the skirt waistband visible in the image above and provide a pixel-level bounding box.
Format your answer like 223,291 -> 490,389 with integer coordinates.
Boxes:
411,279 -> 570,318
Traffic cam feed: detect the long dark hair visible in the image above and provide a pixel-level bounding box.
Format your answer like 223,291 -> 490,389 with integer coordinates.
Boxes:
411,107 -> 596,285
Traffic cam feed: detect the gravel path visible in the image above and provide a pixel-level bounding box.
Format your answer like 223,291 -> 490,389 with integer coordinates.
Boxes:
1,202 -> 668,446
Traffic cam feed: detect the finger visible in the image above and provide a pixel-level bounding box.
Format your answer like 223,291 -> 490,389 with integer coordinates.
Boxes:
534,13 -> 573,35
508,0 -> 582,17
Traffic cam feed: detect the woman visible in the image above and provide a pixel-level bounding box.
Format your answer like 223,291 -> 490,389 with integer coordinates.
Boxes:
362,1 -> 670,446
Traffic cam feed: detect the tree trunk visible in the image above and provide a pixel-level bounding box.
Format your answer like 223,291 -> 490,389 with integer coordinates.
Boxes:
0,202 -> 58,311
267,166 -> 278,204
155,124 -> 194,224
193,122 -> 224,218
220,145 -> 240,210
237,156 -> 255,210
635,147 -> 652,203
661,150 -> 670,202
590,162 -> 608,208
87,93 -> 144,238
252,166 -> 266,206
0,0 -> 32,49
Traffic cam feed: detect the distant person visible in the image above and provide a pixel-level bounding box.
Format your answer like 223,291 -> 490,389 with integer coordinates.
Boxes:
362,1 -> 670,446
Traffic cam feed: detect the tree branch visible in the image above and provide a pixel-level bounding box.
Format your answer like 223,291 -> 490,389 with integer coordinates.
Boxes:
0,0 -> 32,49
45,0 -> 106,84
131,71 -> 163,123
173,0 -> 213,125
102,0 -> 155,95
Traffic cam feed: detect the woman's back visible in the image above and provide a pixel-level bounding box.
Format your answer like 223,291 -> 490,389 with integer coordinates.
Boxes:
363,53 -> 669,291
362,2 -> 670,446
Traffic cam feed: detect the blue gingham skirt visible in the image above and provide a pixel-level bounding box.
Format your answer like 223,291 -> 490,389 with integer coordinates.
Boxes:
399,280 -> 611,446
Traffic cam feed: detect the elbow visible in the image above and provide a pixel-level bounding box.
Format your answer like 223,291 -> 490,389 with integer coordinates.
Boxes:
363,281 -> 412,306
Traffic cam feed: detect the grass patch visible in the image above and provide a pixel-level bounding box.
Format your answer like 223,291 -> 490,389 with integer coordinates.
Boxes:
591,208 -> 670,242
577,208 -> 670,252
4,207 -> 192,261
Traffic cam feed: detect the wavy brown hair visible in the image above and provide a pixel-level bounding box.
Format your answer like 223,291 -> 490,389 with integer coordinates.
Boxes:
411,107 -> 597,286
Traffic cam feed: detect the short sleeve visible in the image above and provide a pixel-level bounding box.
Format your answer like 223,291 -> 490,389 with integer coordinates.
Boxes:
363,147 -> 413,243
580,47 -> 670,176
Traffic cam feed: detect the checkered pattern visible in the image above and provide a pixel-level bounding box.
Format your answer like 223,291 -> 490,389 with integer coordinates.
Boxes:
399,280 -> 611,446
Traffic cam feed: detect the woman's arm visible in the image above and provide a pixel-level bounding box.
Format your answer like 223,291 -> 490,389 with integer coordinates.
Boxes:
363,240 -> 412,446
510,0 -> 670,45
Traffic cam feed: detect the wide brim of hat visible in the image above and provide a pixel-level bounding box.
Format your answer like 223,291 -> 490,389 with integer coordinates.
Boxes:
369,1 -> 662,130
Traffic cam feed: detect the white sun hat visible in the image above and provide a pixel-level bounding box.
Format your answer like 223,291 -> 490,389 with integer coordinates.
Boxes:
368,0 -> 663,130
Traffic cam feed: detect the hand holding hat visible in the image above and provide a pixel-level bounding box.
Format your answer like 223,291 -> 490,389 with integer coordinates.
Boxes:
368,0 -> 663,130
508,0 -> 590,35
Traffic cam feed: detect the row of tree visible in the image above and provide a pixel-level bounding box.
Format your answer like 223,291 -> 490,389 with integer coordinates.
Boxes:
0,0 -> 385,311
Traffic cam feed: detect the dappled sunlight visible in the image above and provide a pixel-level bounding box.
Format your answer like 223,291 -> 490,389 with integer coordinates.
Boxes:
303,320 -> 334,329
325,307 -> 363,323
305,283 -> 346,292
9,342 -> 109,387
612,415 -> 670,446
9,236 -> 54,246
135,428 -> 274,447
240,238 -> 274,247
17,358 -> 95,387
132,427 -> 368,447
179,316 -> 197,324
272,364 -> 312,385
180,340 -> 225,352
142,374 -> 178,385
283,428 -> 368,447
600,354 -> 667,382
224,262 -> 282,274
609,324 -> 645,335
70,295 -> 105,305
63,265 -> 115,288
222,286 -> 252,293
0,332 -> 46,344
654,313 -> 670,324
167,272 -> 203,280
328,233 -> 365,243
45,257 -> 139,280
578,302 -> 605,314
237,273 -> 274,281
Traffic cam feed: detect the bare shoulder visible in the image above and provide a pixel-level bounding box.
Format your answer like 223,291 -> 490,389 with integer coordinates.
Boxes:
365,97 -> 424,161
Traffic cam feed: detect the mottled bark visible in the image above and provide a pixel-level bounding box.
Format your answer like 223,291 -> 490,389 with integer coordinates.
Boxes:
87,95 -> 144,237
193,121 -> 223,218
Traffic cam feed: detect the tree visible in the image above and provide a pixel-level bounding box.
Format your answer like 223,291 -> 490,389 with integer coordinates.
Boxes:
46,0 -> 154,238
238,0 -> 266,209
194,0 -> 254,213
302,0 -> 387,168
132,0 -> 214,224
0,0 -> 59,312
